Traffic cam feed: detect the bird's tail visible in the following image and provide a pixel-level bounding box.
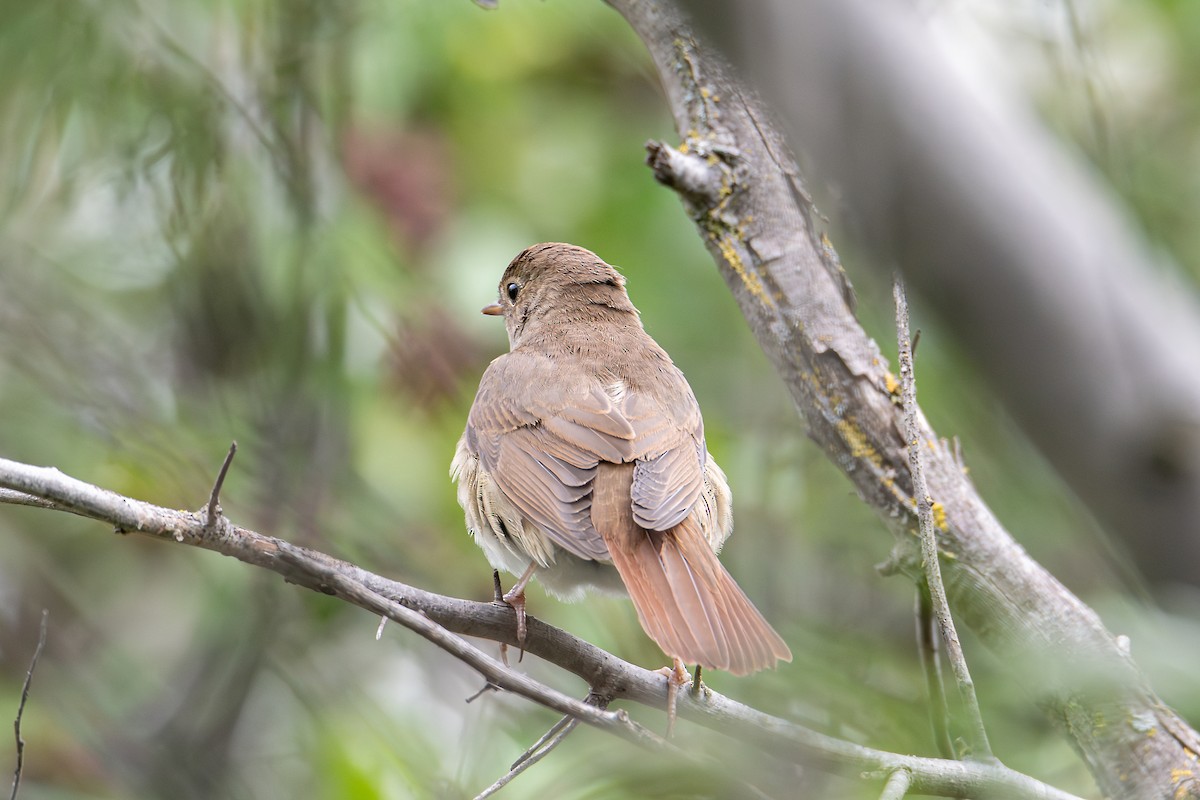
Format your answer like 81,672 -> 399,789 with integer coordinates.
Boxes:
593,463 -> 791,675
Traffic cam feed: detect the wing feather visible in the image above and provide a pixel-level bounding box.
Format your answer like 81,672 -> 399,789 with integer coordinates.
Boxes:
463,349 -> 712,563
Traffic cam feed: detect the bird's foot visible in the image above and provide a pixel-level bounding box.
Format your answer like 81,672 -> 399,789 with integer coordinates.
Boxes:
491,566 -> 536,664
491,571 -> 514,666
657,657 -> 691,738
501,587 -> 528,662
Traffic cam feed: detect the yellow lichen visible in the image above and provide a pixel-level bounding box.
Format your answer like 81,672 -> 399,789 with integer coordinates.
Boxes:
717,233 -> 773,307
884,371 -> 901,396
835,418 -> 884,470
931,501 -> 949,531
1173,769 -> 1200,800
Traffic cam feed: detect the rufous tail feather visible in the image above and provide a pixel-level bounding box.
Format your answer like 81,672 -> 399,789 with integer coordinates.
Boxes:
592,463 -> 791,675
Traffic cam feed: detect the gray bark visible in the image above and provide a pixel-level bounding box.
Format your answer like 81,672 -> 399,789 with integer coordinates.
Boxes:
682,0 -> 1200,590
605,1 -> 1200,797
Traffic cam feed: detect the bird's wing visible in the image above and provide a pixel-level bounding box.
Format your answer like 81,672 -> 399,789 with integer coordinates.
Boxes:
622,382 -> 707,532
467,350 -> 630,561
465,350 -> 707,560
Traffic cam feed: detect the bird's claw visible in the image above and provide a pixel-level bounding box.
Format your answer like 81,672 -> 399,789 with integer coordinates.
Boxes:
657,658 -> 692,738
502,588 -> 528,662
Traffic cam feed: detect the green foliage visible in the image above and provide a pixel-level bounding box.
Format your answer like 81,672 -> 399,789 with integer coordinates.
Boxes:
0,1 -> 1196,798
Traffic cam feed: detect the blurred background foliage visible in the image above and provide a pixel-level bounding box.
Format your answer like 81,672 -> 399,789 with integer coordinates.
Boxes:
0,0 -> 1197,798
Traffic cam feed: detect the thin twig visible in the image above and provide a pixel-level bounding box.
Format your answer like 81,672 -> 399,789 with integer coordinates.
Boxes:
282,546 -> 775,799
916,582 -> 955,759
10,609 -> 48,800
511,714 -> 576,769
0,490 -> 62,512
878,768 -> 912,800
0,456 -> 1086,799
205,441 -> 238,524
464,682 -> 500,704
473,716 -> 579,800
274,542 -> 672,752
894,275 -> 993,761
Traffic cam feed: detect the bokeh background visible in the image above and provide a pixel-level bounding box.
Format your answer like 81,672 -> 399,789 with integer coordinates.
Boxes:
1,1 -> 1198,798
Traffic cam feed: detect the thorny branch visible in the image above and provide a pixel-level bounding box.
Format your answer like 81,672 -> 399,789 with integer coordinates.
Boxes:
0,456 -> 1083,799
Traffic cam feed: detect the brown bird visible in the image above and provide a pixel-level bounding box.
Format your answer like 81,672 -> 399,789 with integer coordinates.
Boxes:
451,243 -> 791,679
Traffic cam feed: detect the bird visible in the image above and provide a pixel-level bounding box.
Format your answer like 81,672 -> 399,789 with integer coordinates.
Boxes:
451,242 -> 791,684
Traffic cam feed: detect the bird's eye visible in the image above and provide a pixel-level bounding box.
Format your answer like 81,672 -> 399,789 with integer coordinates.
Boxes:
506,282 -> 520,301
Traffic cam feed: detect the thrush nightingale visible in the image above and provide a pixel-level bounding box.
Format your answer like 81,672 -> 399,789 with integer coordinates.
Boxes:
451,243 -> 791,675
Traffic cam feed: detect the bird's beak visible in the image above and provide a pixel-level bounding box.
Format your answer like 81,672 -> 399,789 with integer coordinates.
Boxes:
481,303 -> 504,316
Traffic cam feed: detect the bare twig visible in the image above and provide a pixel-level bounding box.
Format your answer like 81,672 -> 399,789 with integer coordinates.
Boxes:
512,713 -> 578,769
10,609 -> 48,800
205,441 -> 237,525
0,456 -> 1086,799
473,715 -> 579,800
0,490 -> 60,512
894,275 -> 992,761
280,545 -> 779,799
463,682 -> 501,704
916,583 -> 954,759
878,768 -> 913,800
275,540 -> 671,751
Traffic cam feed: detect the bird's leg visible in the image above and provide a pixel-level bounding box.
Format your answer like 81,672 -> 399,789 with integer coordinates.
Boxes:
657,657 -> 691,738
502,562 -> 538,659
491,571 -> 511,667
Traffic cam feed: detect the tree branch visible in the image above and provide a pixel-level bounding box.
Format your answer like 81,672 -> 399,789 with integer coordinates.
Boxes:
895,276 -> 992,762
0,457 -> 1084,800
10,609 -> 47,800
603,0 -> 1200,797
878,769 -> 913,800
682,0 -> 1200,590
915,584 -> 954,760
474,715 -> 580,800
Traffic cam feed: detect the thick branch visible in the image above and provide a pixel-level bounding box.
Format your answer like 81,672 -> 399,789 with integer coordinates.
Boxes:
603,1 -> 1200,797
0,457 -> 1084,800
684,0 -> 1200,590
